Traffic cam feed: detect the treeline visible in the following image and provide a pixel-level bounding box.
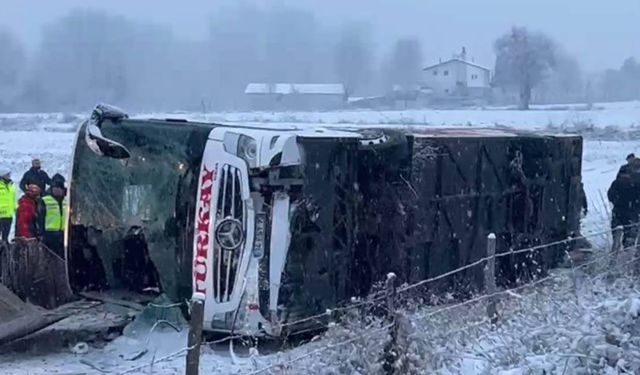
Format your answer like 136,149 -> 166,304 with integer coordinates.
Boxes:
0,6 -> 422,112
0,5 -> 638,112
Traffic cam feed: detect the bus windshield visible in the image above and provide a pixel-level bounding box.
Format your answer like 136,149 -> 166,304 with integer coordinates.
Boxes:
68,119 -> 210,302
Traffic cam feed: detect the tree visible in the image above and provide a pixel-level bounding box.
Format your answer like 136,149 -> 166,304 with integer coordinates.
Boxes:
334,24 -> 373,95
29,9 -> 135,110
536,52 -> 583,104
27,9 -> 190,111
207,4 -> 325,109
0,28 -> 26,110
554,53 -> 583,99
597,57 -> 640,102
493,27 -> 556,109
620,57 -> 640,99
208,4 -> 265,109
382,37 -> 423,91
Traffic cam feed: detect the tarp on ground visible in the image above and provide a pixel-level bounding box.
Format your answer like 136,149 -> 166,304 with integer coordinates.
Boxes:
0,282 -> 71,348
1,241 -> 75,309
0,241 -> 81,347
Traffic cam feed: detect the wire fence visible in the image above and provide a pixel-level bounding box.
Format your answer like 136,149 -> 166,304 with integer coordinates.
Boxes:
245,222 -> 640,374
107,220 -> 640,374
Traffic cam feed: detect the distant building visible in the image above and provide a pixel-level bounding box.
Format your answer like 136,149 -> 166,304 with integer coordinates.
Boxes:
244,83 -> 347,111
422,49 -> 492,101
389,85 -> 433,109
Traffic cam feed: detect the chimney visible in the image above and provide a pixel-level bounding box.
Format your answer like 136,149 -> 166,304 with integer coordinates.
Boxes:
461,47 -> 467,61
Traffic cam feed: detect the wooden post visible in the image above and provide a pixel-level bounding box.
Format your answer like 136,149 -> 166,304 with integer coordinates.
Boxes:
185,292 -> 205,375
484,233 -> 498,324
382,272 -> 398,375
610,226 -> 624,271
385,272 -> 397,320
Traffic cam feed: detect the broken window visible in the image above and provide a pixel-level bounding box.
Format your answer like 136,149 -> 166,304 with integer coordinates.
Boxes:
68,120 -> 210,303
122,184 -> 154,223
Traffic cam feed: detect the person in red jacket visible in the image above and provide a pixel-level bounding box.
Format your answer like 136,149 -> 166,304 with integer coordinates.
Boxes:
15,184 -> 44,240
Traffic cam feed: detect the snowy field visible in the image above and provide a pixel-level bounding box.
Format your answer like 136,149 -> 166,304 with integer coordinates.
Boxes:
1,103 -> 640,374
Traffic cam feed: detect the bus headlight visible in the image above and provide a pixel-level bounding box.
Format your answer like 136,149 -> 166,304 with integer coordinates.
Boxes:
223,132 -> 258,168
238,135 -> 257,165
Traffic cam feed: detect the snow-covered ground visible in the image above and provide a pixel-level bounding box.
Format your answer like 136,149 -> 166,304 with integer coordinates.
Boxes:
1,103 -> 640,374
137,101 -> 640,131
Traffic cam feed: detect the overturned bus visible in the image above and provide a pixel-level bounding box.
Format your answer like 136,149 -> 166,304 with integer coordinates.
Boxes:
66,105 -> 583,337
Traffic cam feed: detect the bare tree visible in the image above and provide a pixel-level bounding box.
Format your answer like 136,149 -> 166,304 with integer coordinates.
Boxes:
382,37 -> 423,91
28,9 -> 193,111
334,24 -> 373,95
493,27 -> 556,109
208,4 -> 266,110
30,9 -> 137,110
620,57 -> 640,99
597,57 -> 640,102
555,53 -> 583,98
0,28 -> 26,110
536,52 -> 583,104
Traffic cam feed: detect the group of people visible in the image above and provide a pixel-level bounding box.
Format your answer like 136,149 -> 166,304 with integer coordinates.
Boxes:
608,153 -> 640,246
0,159 -> 67,257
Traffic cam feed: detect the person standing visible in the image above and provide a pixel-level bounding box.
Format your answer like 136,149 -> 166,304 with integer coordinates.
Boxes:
19,159 -> 51,193
42,174 -> 67,258
608,158 -> 640,246
617,153 -> 636,177
15,184 -> 44,240
0,169 -> 17,243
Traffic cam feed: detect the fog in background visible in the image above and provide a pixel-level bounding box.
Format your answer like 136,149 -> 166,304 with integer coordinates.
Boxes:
0,0 -> 638,112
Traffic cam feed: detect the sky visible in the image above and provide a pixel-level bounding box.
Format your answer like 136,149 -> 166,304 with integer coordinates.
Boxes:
1,0 -> 639,72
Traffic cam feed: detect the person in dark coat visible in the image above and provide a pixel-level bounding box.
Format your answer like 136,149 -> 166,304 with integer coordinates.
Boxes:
608,157 -> 640,246
616,153 -> 636,177
19,159 -> 51,193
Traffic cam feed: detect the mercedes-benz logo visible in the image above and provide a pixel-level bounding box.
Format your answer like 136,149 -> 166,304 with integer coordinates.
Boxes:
215,218 -> 245,251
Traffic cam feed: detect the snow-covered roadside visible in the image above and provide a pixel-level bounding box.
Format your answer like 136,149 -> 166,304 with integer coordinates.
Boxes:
433,257 -> 640,374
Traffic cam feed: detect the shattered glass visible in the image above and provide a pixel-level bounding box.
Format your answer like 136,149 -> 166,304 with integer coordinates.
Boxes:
68,119 -> 210,302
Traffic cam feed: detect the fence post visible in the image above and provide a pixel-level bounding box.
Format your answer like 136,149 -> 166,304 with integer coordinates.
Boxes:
382,273 -> 398,375
484,233 -> 498,324
609,226 -> 624,272
185,292 -> 205,375
385,272 -> 397,319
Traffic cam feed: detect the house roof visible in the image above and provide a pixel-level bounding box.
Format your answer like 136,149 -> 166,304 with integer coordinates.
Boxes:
245,83 -> 346,95
422,58 -> 490,72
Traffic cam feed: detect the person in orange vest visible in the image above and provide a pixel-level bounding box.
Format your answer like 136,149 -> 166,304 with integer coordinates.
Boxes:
0,169 -> 17,243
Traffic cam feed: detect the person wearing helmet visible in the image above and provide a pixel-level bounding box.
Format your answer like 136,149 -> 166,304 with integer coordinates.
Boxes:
0,169 -> 17,243
41,174 -> 67,257
15,184 -> 44,240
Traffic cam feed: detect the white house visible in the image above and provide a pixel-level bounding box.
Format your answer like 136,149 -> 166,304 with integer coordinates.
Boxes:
422,55 -> 491,98
244,83 -> 347,111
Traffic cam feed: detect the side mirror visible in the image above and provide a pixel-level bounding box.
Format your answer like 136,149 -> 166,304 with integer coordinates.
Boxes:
85,123 -> 131,160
